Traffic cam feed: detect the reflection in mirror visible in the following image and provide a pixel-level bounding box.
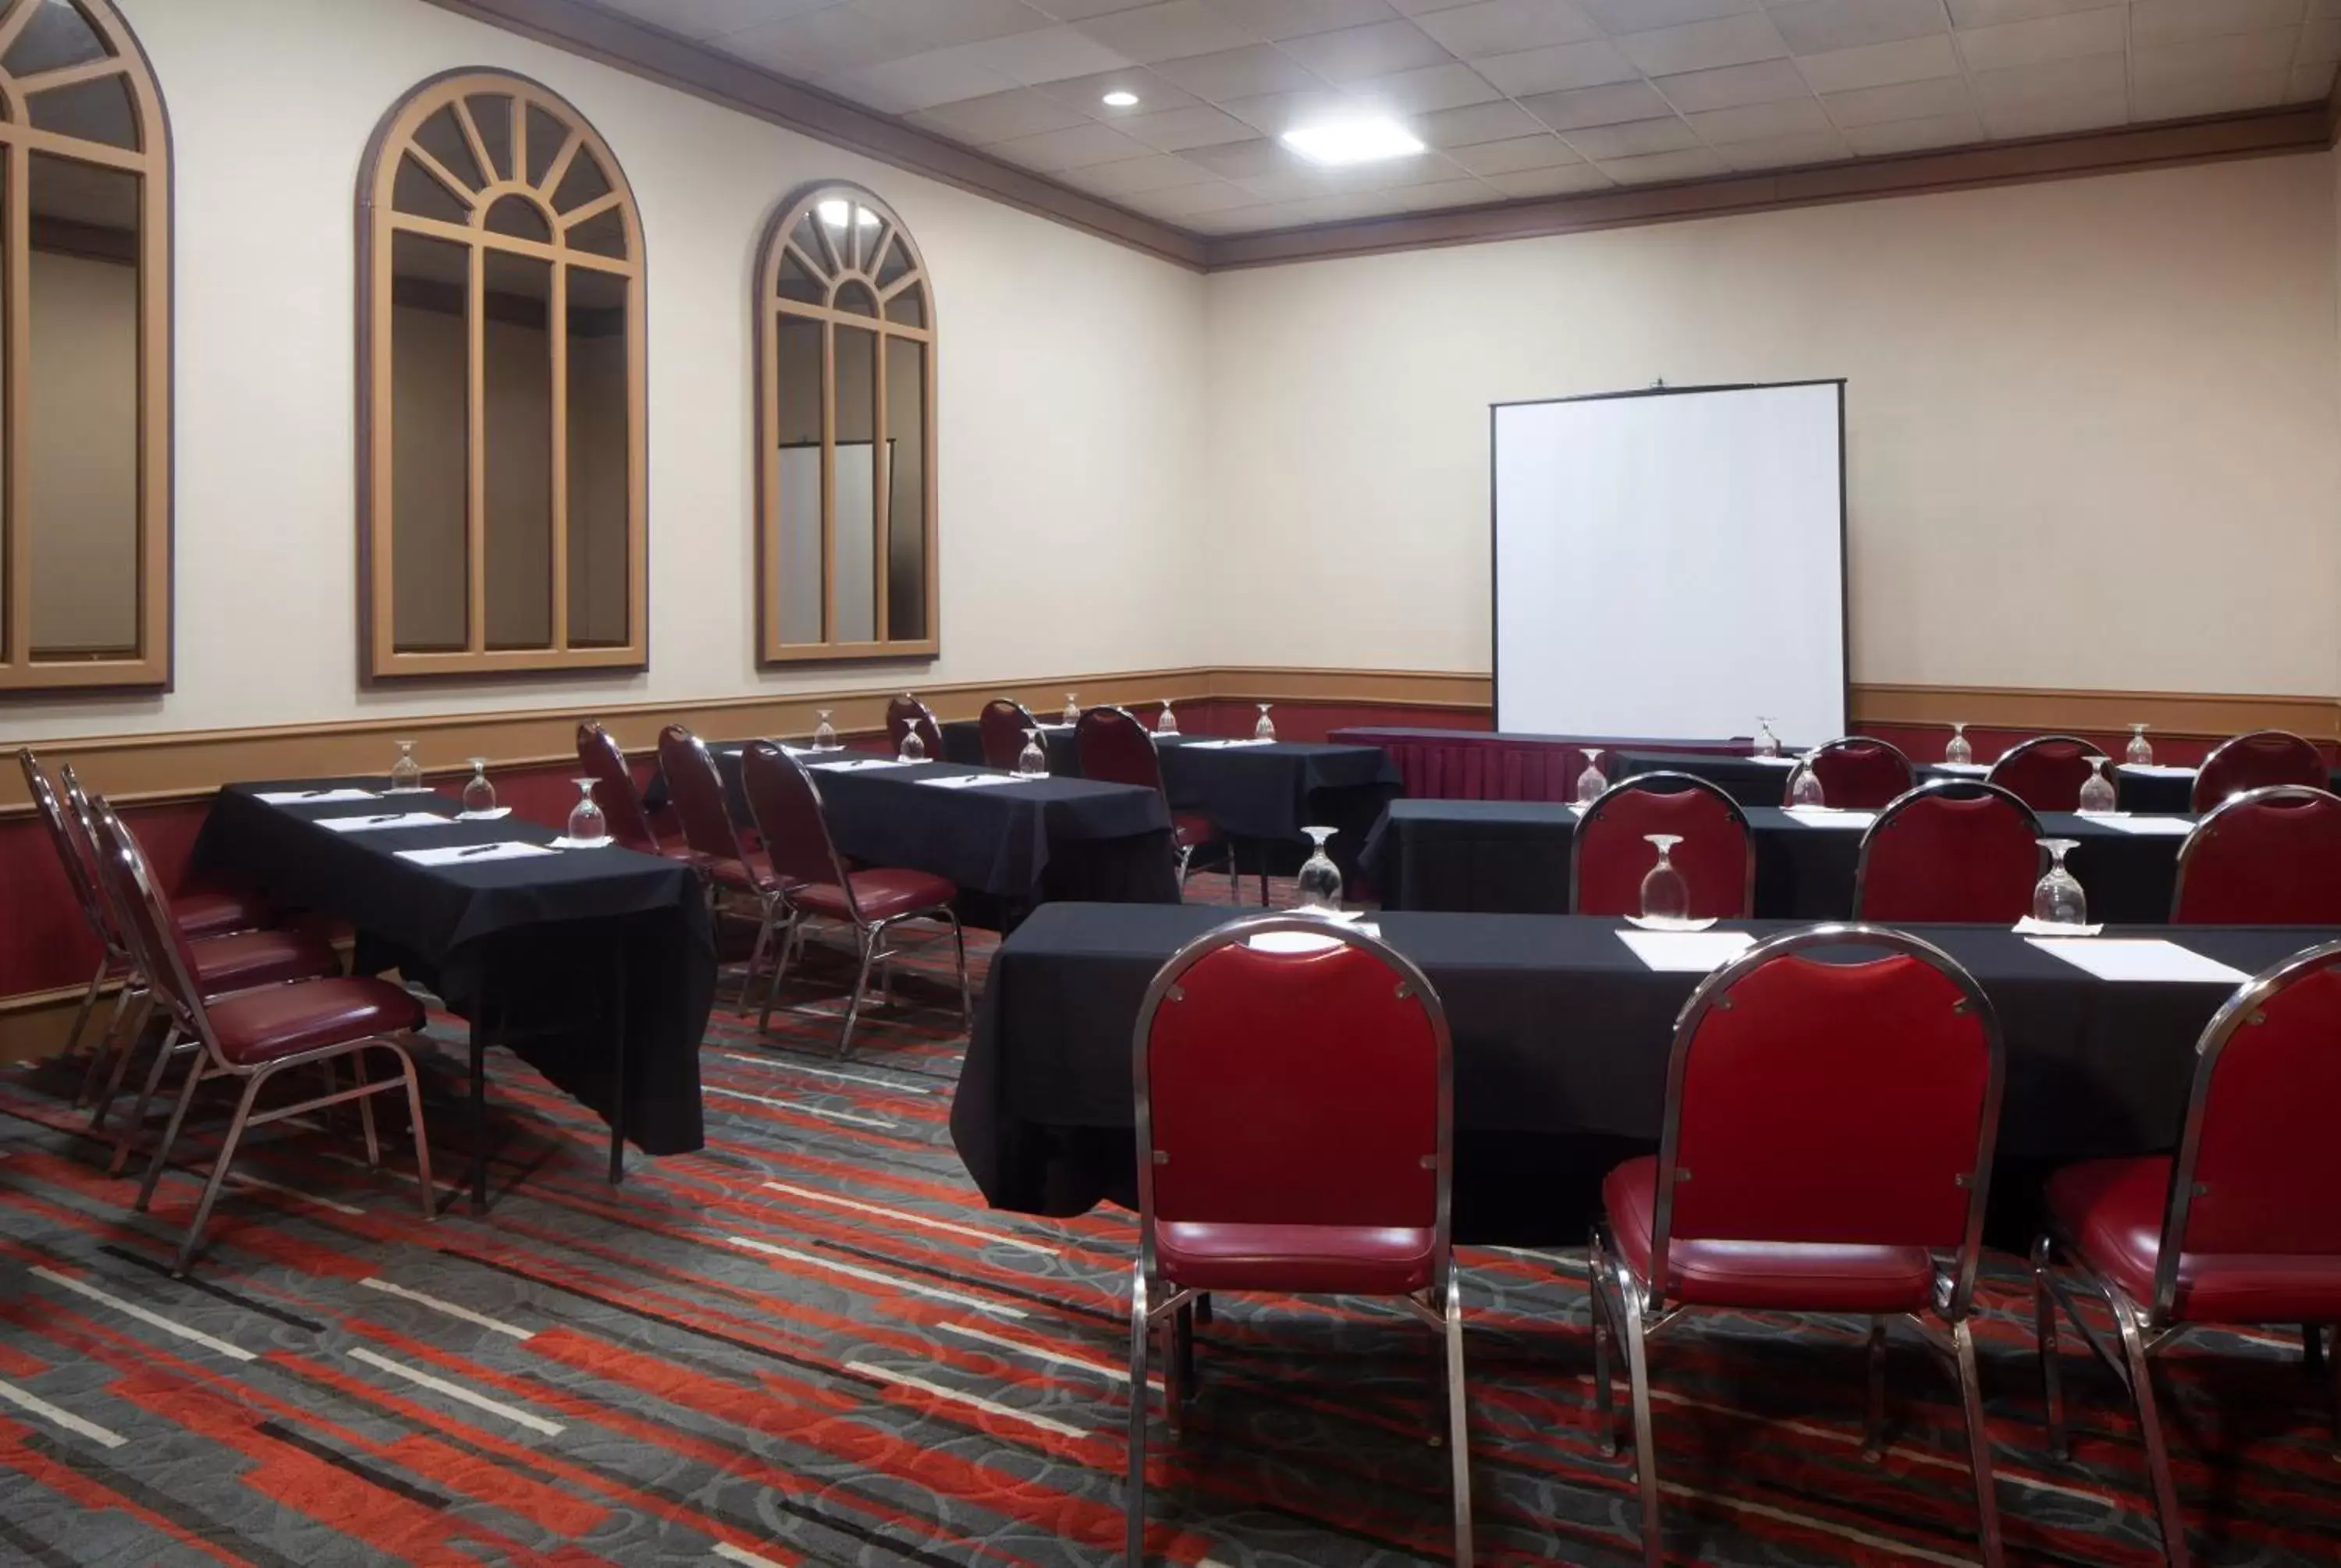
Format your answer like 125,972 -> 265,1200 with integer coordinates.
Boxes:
27,74 -> 136,149
875,236 -> 911,290
790,215 -> 834,278
551,145 -> 609,214
27,154 -> 138,658
776,247 -> 820,304
467,95 -> 513,181
483,249 -> 552,651
567,204 -> 625,259
773,314 -> 822,644
832,324 -> 877,644
393,152 -> 468,222
834,279 -> 876,318
524,104 -> 566,186
484,193 -> 550,243
567,265 -> 630,647
413,105 -> 484,194
883,282 -> 925,328
886,337 -> 927,641
389,230 -> 469,654
5,1 -> 107,78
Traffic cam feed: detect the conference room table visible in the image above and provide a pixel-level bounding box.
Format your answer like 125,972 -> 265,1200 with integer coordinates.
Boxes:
1360,798 -> 2192,924
1607,748 -> 2341,815
939,718 -> 1079,775
194,781 -> 717,1209
951,903 -> 2327,1245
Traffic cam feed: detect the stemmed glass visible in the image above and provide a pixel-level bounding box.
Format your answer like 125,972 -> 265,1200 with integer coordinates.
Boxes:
1064,693 -> 1081,725
389,740 -> 423,791
2126,724 -> 2154,767
898,725 -> 928,764
1575,748 -> 1606,806
461,757 -> 497,814
567,779 -> 609,843
1639,835 -> 1689,924
1790,761 -> 1827,808
1753,718 -> 1781,758
1017,728 -> 1048,779
2077,757 -> 2118,814
1295,827 -> 1343,911
812,710 -> 840,752
1156,700 -> 1179,736
1255,704 -> 1276,742
2034,839 -> 2087,925
1945,722 -> 1973,767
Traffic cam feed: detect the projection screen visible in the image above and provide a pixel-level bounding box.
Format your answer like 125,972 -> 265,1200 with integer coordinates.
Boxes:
1492,381 -> 1847,743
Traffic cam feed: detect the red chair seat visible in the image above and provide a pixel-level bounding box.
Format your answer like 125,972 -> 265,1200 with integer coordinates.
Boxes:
1156,1219 -> 1436,1294
189,929 -> 340,997
1173,812 -> 1217,850
204,977 -> 425,1067
171,885 -> 272,938
792,868 -> 956,923
698,856 -> 782,895
2048,1156 -> 2341,1324
1603,1156 -> 1939,1312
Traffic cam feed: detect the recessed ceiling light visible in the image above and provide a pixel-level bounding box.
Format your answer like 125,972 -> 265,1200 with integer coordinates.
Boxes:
1101,90 -> 1139,108
816,198 -> 879,229
1281,119 -> 1424,166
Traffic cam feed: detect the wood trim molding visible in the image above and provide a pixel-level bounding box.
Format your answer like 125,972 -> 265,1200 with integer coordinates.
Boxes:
1849,683 -> 2339,743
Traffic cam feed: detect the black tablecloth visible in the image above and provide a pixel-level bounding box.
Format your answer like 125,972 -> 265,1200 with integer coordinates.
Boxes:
939,719 -> 1080,775
195,782 -> 714,1155
1360,799 -> 2187,924
952,903 -> 2329,1243
1606,749 -> 1803,807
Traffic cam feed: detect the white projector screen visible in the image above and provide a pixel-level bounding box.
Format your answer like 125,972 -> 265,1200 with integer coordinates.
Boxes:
1493,381 -> 1847,743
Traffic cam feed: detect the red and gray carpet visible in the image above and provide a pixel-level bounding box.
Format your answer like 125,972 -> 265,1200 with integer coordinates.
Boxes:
0,889 -> 2336,1565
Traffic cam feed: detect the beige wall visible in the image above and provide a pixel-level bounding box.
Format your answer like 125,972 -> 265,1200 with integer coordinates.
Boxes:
1205,152 -> 2341,699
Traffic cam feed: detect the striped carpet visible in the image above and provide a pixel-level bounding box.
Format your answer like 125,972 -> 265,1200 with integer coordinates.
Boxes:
0,886 -> 2336,1566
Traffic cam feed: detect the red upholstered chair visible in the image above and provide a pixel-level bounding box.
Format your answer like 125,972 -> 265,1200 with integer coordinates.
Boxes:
2169,785 -> 2341,925
1782,736 -> 1913,810
739,741 -> 967,1057
1127,914 -> 1470,1566
1854,781 -> 2043,923
576,722 -> 690,860
2192,729 -> 2327,813
1986,734 -> 2107,812
978,697 -> 1041,771
1075,705 -> 1242,900
885,693 -> 943,761
90,799 -> 435,1276
2033,940 -> 2341,1568
1572,772 -> 1753,919
1591,926 -> 2005,1568
657,725 -> 790,1008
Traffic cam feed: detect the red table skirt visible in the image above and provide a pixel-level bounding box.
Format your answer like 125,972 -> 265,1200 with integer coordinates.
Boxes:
1329,728 -> 1750,803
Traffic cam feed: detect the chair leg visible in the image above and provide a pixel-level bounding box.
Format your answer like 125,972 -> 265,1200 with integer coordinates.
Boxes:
738,895 -> 779,1012
757,910 -> 798,1035
2304,1322 -> 2325,1378
1126,1262 -> 1152,1568
353,1051 -> 380,1167
136,1041 -> 205,1212
108,1021 -> 182,1177
1950,1318 -> 2005,1568
2325,1325 -> 2341,1460
1441,1274 -> 1475,1566
837,927 -> 879,1059
71,963 -> 128,1107
1587,1232 -> 1618,1456
1161,1309 -> 1186,1435
393,1042 -> 436,1220
172,1070 -> 268,1277
1617,1274 -> 1664,1568
2033,1235 -> 2069,1462
948,911 -> 972,1027
1227,841 -> 1238,905
1863,1315 -> 1889,1462
60,954 -> 108,1068
87,990 -> 153,1133
2107,1294 -> 2190,1568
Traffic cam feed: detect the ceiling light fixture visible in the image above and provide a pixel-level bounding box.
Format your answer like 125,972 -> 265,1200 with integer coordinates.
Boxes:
1281,118 -> 1424,166
816,198 -> 880,229
1101,90 -> 1139,107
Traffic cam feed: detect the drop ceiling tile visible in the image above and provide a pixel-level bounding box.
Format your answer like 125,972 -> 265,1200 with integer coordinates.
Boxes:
1275,189 -> 1420,222
1115,101 -> 1261,147
1597,145 -> 1735,181
2304,20 -> 2341,59
1473,37 -> 1641,94
588,0 -> 835,42
1202,0 -> 1400,38
1071,0 -> 1262,62
851,0 -> 1054,48
2286,59 -> 2339,98
1563,115 -> 1703,158
906,86 -> 1092,140
1617,12 -> 1791,75
1409,0 -> 1600,58
1652,57 -> 1811,112
1389,0 -> 1486,12
988,119 -> 1156,168
1057,149 -> 1226,191
1953,7 -> 2126,72
825,48 -> 1021,113
1277,18 -> 1451,81
950,23 -> 1142,82
1413,98 -> 1547,144
1483,161 -> 1616,195
1344,61 -> 1506,112
1032,66 -> 1201,112
1796,32 -> 1962,91
1217,87 -> 1355,133
1446,131 -> 1584,172
1967,48 -> 2127,109
1032,0 -> 1159,15
1686,94 -> 1832,143
1150,43 -> 1325,97
1944,0 -> 2119,22
1240,165 -> 1387,200
1180,134 -> 1305,176
1182,203 -> 1290,231
2131,66 -> 2289,119
715,5 -> 924,76
1383,176 -> 1503,208
1767,0 -> 1948,53
1821,73 -> 1973,125
2131,0 -> 2307,48
1714,127 -> 1854,168
1517,77 -> 1676,128
1842,108 -> 1986,151
1122,176 -> 1262,212
1981,87 -> 2130,137
1580,0 -> 1762,33
2135,27 -> 2304,85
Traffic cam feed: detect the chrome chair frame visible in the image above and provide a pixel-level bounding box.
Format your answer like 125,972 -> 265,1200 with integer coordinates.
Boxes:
2167,784 -> 2341,923
16,750 -> 144,1109
2190,729 -> 2326,814
1985,733 -> 2108,807
1081,704 -> 1242,900
2031,938 -> 2341,1568
661,726 -> 794,1011
1851,779 -> 2042,920
1568,771 -> 1755,917
1586,924 -> 2006,1568
577,720 -> 669,853
1782,735 -> 1915,810
1125,913 -> 1471,1566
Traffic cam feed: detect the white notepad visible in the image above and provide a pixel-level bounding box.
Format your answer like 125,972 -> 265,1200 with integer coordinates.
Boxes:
396,841 -> 559,867
1616,929 -> 1756,973
316,811 -> 449,833
917,773 -> 1031,789
2011,917 -> 2104,937
1744,755 -> 1803,768
1782,807 -> 1878,829
1181,738 -> 1274,749
1932,763 -> 1988,777
2026,938 -> 2248,985
2119,764 -> 2197,779
815,756 -> 920,771
256,788 -> 381,805
454,806 -> 512,821
2097,816 -> 2195,836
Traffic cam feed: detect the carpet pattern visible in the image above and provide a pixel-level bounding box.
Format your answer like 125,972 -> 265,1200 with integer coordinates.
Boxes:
0,884 -> 2337,1566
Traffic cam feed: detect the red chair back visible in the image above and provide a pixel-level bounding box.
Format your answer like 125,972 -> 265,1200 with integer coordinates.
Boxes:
16,748 -> 117,953
1986,734 -> 2106,812
2155,942 -> 2341,1321
1855,782 -> 2041,923
576,722 -> 660,851
1134,915 -> 1450,1247
1077,706 -> 1167,796
87,798 -> 208,1041
886,694 -> 943,758
1787,736 -> 1913,810
979,699 -> 1039,771
655,725 -> 754,868
2193,729 -> 2326,813
1650,926 -> 2001,1311
2171,786 -> 2341,925
739,742 -> 851,898
1572,772 -> 1753,919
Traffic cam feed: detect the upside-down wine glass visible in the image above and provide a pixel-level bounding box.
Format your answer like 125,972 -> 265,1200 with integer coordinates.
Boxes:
462,757 -> 497,815
567,779 -> 608,843
1064,693 -> 1081,725
1017,728 -> 1048,779
2078,757 -> 2117,814
1295,827 -> 1343,911
1753,718 -> 1782,758
1790,761 -> 1827,809
1575,748 -> 1607,806
899,725 -> 928,764
2034,839 -> 2087,926
812,710 -> 839,752
2126,724 -> 2154,767
389,740 -> 423,791
1255,704 -> 1276,742
1945,722 -> 1973,767
1640,835 -> 1689,924
1156,700 -> 1179,736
